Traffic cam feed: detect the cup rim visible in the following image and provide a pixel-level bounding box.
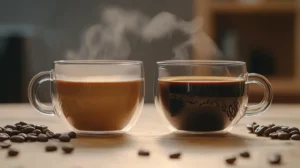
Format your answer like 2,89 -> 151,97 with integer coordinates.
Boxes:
157,60 -> 246,66
54,60 -> 143,65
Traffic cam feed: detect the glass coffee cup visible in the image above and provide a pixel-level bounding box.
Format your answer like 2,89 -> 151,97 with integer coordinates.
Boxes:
28,60 -> 144,135
154,60 -> 273,134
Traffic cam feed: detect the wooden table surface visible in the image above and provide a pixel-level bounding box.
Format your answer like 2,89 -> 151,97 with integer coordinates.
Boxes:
0,103 -> 299,168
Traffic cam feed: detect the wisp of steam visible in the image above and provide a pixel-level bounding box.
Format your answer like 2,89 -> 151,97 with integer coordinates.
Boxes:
66,6 -> 221,60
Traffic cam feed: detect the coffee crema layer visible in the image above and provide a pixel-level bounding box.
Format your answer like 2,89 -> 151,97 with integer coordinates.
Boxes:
56,79 -> 141,131
158,76 -> 247,132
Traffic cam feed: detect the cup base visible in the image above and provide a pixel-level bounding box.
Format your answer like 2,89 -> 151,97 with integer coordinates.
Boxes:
75,130 -> 126,137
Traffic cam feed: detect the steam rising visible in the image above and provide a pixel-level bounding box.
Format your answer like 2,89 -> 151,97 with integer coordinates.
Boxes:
66,6 -> 220,60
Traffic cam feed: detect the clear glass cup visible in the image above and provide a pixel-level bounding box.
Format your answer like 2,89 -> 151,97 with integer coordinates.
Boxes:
28,60 -> 144,135
154,60 -> 273,134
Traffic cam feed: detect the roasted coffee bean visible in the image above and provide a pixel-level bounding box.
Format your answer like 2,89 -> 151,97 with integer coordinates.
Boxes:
269,132 -> 278,139
15,121 -> 27,126
278,132 -> 290,140
68,131 -> 77,138
59,134 -> 71,142
42,129 -> 50,134
10,135 -> 25,143
246,124 -> 254,133
0,133 -> 10,141
280,127 -> 289,133
18,133 -> 27,140
268,124 -> 275,127
288,127 -> 299,133
268,153 -> 281,165
53,133 -> 61,139
11,130 -> 20,136
289,130 -> 300,136
62,145 -> 74,154
5,125 -> 16,130
264,128 -> 276,136
4,128 -> 13,136
0,142 -> 11,149
252,122 -> 257,125
21,126 -> 34,133
225,156 -> 236,164
255,126 -> 268,136
240,151 -> 250,158
27,133 -> 37,136
46,131 -> 54,138
32,129 -> 41,135
29,124 -> 35,127
252,125 -> 259,133
7,148 -> 19,157
0,127 -> 3,132
138,149 -> 150,156
291,134 -> 300,140
45,145 -> 57,152
27,135 -> 38,141
271,126 -> 282,131
38,134 -> 48,142
169,152 -> 181,159
35,125 -> 48,130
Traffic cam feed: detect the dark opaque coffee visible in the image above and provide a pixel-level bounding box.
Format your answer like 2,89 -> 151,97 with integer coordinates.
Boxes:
55,79 -> 141,131
158,76 -> 247,132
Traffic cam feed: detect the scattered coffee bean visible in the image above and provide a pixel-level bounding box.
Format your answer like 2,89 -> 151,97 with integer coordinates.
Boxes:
42,129 -> 50,134
35,125 -> 48,130
246,124 -> 254,133
15,125 -> 22,131
32,129 -> 41,135
7,148 -> 19,157
5,125 -> 16,130
62,145 -> 74,154
0,127 -> 3,132
289,130 -> 300,135
252,122 -> 256,125
225,156 -> 236,164
68,131 -> 77,138
138,149 -> 150,156
38,134 -> 48,142
268,124 -> 275,127
278,132 -> 290,140
15,121 -> 27,126
255,126 -> 268,136
269,132 -> 278,139
0,142 -> 11,148
268,153 -> 281,165
271,126 -> 282,131
21,126 -> 34,134
27,135 -> 38,142
45,145 -> 57,152
45,131 -> 54,138
11,130 -> 20,136
10,135 -> 25,143
169,152 -> 181,159
53,133 -> 61,139
280,127 -> 289,133
252,125 -> 259,133
0,133 -> 10,141
291,134 -> 300,140
240,151 -> 250,158
18,133 -> 27,140
4,128 -> 13,136
27,133 -> 37,137
288,127 -> 299,133
59,134 -> 71,142
264,128 -> 275,137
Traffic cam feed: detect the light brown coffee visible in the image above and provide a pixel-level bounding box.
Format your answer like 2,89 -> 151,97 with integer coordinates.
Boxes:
55,79 -> 141,131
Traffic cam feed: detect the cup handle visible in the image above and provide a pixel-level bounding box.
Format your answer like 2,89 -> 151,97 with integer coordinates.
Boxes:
28,71 -> 54,116
245,73 -> 273,116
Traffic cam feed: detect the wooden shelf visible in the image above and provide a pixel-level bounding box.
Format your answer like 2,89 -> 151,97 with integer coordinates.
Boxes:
212,1 -> 296,14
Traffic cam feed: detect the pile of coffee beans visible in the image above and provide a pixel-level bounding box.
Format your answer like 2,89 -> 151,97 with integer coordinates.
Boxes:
0,121 -> 76,157
225,151 -> 282,165
246,122 -> 300,140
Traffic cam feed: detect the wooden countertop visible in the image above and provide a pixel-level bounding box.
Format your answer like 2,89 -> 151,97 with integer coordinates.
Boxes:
0,103 -> 299,168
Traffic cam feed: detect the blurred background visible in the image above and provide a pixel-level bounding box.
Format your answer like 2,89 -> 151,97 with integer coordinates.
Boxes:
0,0 -> 299,103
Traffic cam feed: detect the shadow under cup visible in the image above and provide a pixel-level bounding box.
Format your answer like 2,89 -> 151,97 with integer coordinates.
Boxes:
28,60 -> 144,135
